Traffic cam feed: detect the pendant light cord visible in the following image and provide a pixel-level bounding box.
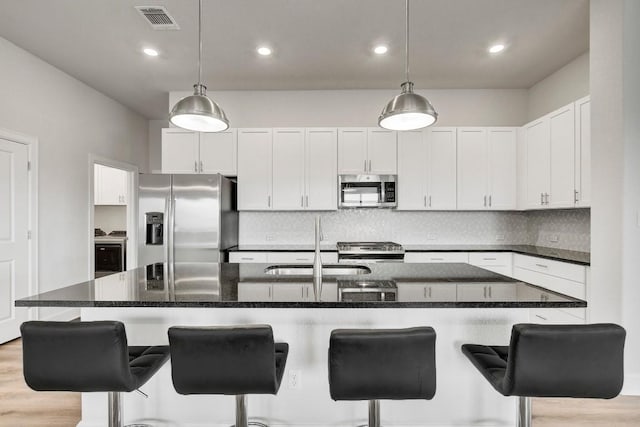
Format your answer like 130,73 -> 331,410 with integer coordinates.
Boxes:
198,0 -> 202,86
405,0 -> 410,83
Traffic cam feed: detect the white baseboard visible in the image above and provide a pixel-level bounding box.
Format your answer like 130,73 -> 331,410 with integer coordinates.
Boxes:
41,308 -> 80,322
622,373 -> 640,396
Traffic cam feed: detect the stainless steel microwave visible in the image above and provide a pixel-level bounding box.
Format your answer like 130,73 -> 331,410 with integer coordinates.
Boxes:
338,174 -> 397,208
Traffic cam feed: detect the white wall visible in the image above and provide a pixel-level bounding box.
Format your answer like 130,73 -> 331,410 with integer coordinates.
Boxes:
591,0 -> 640,395
527,52 -> 590,121
621,0 -> 640,394
94,206 -> 127,234
148,119 -> 167,172
0,36 -> 148,320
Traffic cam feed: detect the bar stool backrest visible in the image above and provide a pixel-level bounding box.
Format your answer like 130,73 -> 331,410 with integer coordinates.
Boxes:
329,327 -> 436,400
168,325 -> 278,395
503,323 -> 626,398
21,321 -> 134,392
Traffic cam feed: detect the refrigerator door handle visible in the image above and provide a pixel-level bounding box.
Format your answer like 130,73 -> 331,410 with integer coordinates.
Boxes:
164,196 -> 171,263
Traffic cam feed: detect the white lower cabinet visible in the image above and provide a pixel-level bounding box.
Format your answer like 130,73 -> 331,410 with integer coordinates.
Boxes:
271,283 -> 314,302
237,282 -> 320,302
237,282 -> 272,301
229,251 -> 338,264
468,252 -> 513,276
403,252 -> 469,263
396,283 -> 457,302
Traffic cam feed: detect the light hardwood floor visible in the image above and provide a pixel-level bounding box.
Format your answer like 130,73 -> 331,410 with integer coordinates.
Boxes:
1,338 -> 639,426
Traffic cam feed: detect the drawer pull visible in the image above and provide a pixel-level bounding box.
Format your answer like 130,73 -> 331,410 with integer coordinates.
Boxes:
430,258 -> 444,261
295,258 -> 308,261
483,257 -> 497,261
535,263 -> 549,268
535,314 -> 548,321
241,257 -> 254,261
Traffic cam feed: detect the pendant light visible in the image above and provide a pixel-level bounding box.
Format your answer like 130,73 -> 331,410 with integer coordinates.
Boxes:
378,0 -> 437,130
169,0 -> 229,132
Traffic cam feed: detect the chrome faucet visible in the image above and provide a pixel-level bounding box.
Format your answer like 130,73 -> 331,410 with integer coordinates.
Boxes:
313,216 -> 323,300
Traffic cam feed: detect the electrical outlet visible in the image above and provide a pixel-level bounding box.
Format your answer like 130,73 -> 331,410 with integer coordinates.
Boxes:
265,234 -> 274,241
288,370 -> 301,389
495,234 -> 505,242
549,234 -> 559,243
426,233 -> 437,241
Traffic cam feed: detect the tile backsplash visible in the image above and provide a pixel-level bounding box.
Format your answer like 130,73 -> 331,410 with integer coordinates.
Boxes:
239,208 -> 590,252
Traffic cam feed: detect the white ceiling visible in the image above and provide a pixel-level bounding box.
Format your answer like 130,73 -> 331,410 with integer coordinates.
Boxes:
0,0 -> 589,119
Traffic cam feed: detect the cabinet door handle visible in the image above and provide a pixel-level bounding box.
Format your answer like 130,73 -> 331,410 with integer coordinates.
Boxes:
194,161 -> 198,172
429,196 -> 432,207
295,258 -> 308,261
364,159 -> 367,171
268,287 -> 272,298
424,195 -> 427,207
369,159 -> 372,171
302,287 -> 305,298
484,195 -> 487,207
240,257 -> 254,261
430,257 -> 444,261
428,287 -> 432,298
424,287 -> 427,298
483,257 -> 497,261
489,195 -> 492,207
535,263 -> 548,269
540,193 -> 544,205
199,160 -> 203,172
301,195 -> 304,207
574,190 -> 579,204
305,195 -> 309,207
268,195 -> 271,207
535,314 -> 548,321
488,286 -> 492,298
546,193 -> 550,204
483,286 -> 487,298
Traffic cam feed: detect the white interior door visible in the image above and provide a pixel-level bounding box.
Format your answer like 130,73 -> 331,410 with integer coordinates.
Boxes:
0,139 -> 29,343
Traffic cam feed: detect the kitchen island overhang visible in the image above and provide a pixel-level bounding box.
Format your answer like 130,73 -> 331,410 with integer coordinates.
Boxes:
15,262 -> 586,427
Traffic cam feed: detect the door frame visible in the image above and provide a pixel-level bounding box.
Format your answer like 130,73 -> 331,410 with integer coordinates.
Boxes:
88,155 -> 138,278
0,127 -> 38,320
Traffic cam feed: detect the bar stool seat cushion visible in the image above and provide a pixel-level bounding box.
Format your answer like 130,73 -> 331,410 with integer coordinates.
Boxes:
461,324 -> 625,399
21,321 -> 169,393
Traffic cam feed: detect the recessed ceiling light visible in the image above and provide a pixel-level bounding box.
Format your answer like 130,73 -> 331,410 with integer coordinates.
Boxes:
488,44 -> 505,54
257,46 -> 272,56
373,45 -> 388,55
143,48 -> 159,57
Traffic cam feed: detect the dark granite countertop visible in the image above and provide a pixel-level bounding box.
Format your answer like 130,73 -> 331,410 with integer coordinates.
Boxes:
227,244 -> 590,265
15,262 -> 585,309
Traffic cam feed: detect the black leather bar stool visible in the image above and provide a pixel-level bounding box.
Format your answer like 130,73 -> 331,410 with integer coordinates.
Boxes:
328,327 -> 437,427
168,325 -> 289,427
21,321 -> 170,427
461,323 -> 626,427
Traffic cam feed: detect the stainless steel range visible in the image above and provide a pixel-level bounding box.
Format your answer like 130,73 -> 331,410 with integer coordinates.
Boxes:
337,241 -> 404,262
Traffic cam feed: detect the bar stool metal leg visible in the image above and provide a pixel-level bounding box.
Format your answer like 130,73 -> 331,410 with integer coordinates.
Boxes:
517,396 -> 531,427
368,400 -> 381,427
108,392 -> 122,427
232,395 -> 268,427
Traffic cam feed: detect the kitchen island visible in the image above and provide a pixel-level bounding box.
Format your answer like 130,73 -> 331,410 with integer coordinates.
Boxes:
17,262 -> 585,427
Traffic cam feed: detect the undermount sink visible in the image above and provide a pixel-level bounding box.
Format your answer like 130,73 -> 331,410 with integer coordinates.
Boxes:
264,264 -> 371,276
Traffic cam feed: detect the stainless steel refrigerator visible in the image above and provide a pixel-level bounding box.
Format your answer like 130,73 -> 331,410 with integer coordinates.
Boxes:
138,174 -> 238,266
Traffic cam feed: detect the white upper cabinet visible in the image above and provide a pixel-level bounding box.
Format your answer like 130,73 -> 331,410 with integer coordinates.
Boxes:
457,128 -> 488,210
162,129 -> 200,173
94,164 -> 128,205
548,103 -> 576,208
238,128 -> 337,211
199,130 -> 237,175
338,128 -> 368,174
272,129 -> 306,210
338,128 -> 397,174
487,128 -> 517,210
574,96 -> 591,207
397,128 -> 457,210
238,129 -> 273,210
305,128 -> 338,210
367,129 -> 397,174
524,102 -> 578,209
457,128 -> 516,210
525,118 -> 551,208
162,128 -> 237,175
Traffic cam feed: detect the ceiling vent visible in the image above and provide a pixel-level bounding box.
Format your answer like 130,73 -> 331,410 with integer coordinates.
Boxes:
135,6 -> 180,30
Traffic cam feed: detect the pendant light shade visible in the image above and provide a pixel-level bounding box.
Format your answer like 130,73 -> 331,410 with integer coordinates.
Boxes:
378,0 -> 437,131
169,0 -> 229,132
379,82 -> 437,130
170,84 -> 229,132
